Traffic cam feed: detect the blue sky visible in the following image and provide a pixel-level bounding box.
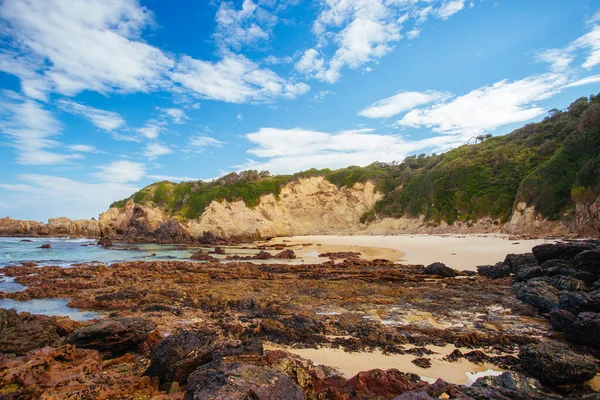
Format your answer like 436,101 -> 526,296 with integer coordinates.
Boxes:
0,0 -> 599,221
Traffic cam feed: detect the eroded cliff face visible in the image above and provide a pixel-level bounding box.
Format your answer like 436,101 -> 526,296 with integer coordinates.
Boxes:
96,177 -> 598,240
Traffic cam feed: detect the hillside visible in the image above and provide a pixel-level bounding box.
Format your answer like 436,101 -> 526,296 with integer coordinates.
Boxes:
107,93 -> 600,238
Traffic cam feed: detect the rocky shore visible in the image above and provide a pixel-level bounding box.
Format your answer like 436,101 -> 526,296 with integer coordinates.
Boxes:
0,241 -> 599,398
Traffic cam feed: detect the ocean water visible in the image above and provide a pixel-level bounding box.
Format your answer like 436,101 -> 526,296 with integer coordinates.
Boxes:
0,298 -> 101,321
0,236 -> 194,268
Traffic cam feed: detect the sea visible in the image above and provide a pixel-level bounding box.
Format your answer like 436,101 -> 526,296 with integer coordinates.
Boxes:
0,236 -> 196,320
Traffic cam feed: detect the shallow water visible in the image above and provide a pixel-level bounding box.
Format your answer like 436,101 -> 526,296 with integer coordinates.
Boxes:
0,298 -> 101,321
0,274 -> 27,292
0,236 -> 195,268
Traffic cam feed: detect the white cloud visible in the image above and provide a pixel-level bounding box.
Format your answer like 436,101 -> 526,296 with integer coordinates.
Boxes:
137,121 -> 165,140
264,55 -> 294,65
563,74 -> 600,88
535,49 -> 575,72
296,0 -> 472,83
0,0 -> 174,99
213,0 -> 276,50
396,74 -> 567,135
313,90 -> 334,101
93,160 -> 145,183
240,127 -> 465,174
147,175 -> 198,182
0,174 -> 140,220
237,113 -> 243,121
144,142 -> 173,159
172,53 -> 310,103
58,100 -> 125,131
359,90 -> 452,118
574,25 -> 600,69
436,0 -> 465,20
0,93 -> 81,164
163,108 -> 189,124
189,136 -> 225,148
67,144 -> 99,153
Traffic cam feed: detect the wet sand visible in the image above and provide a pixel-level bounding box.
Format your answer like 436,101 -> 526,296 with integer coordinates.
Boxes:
264,343 -> 505,385
272,234 -> 555,271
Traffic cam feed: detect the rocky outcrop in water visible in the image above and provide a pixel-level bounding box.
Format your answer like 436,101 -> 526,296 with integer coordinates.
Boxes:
0,216 -> 108,238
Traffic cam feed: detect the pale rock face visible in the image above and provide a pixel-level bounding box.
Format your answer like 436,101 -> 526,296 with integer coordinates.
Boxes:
508,202 -> 566,236
572,195 -> 600,236
0,217 -> 101,237
188,177 -> 382,238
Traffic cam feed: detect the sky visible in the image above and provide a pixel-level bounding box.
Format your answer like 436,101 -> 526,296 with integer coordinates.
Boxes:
0,0 -> 599,221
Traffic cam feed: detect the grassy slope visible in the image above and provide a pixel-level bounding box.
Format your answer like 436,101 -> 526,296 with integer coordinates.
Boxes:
111,94 -> 600,226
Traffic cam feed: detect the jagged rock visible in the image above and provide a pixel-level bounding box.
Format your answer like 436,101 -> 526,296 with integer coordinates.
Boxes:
275,249 -> 296,259
551,309 -> 600,348
145,330 -> 218,387
570,312 -> 600,348
0,345 -> 161,399
549,308 -> 578,332
573,250 -> 600,280
558,291 -> 592,314
464,372 -> 556,400
519,341 -> 599,385
214,246 -> 226,255
532,242 -> 598,264
443,349 -> 464,362
540,259 -> 575,278
392,379 -> 467,400
477,262 -> 510,279
594,279 -> 600,289
66,317 -> 156,354
514,265 -> 543,282
504,253 -> 538,274
423,262 -> 457,278
97,237 -> 113,248
514,278 -> 559,313
155,218 -> 190,242
411,357 -> 432,368
572,271 -> 598,286
549,275 -> 586,291
186,362 -> 305,400
0,309 -> 82,356
40,243 -> 51,249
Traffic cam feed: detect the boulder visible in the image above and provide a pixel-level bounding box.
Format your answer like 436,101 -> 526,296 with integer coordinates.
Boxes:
392,379 -> 467,400
40,243 -> 51,249
97,237 -> 113,248
573,250 -> 600,280
532,241 -> 598,264
464,372 -> 556,400
570,312 -> 600,348
558,291 -> 591,314
275,249 -> 296,259
514,278 -> 559,313
186,362 -> 304,400
514,265 -> 543,282
477,262 -> 510,279
549,309 -> 578,332
66,317 -> 156,354
549,275 -> 585,291
504,253 -> 538,274
423,262 -> 457,278
144,330 -> 218,386
549,310 -> 600,349
0,309 -> 81,356
519,341 -> 599,385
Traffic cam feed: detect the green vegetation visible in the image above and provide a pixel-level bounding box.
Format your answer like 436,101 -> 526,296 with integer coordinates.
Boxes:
110,93 -> 600,226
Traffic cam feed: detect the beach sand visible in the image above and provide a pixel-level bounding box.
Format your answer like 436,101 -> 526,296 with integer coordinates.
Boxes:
272,234 -> 555,271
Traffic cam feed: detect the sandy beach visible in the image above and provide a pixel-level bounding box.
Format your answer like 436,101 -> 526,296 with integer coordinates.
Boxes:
272,234 -> 556,271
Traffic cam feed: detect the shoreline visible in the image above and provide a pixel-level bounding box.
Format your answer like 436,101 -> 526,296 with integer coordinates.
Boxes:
271,234 -> 558,271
